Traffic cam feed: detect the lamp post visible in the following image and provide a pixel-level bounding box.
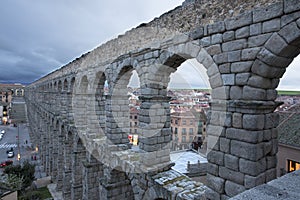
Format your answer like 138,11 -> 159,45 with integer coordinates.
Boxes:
17,123 -> 20,162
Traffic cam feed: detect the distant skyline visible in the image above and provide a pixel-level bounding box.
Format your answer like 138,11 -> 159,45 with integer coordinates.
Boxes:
0,0 -> 299,90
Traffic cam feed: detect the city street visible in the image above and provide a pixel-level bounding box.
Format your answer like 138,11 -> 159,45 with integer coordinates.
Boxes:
0,124 -> 34,170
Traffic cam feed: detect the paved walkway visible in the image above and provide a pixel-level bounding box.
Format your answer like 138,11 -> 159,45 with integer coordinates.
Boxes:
47,183 -> 63,200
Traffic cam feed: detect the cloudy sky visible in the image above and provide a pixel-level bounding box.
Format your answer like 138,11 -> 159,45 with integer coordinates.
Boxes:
0,0 -> 299,90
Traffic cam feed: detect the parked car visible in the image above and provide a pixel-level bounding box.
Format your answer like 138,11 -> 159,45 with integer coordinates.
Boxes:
0,160 -> 13,168
7,151 -> 14,158
1,130 -> 5,134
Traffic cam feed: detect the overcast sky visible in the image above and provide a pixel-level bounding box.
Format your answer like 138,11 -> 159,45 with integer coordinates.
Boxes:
0,0 -> 299,90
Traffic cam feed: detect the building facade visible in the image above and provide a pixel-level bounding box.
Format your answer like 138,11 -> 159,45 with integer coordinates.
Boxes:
277,103 -> 300,176
0,83 -> 25,124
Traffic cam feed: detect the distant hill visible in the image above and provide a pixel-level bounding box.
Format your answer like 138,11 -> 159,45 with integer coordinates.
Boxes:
277,90 -> 300,96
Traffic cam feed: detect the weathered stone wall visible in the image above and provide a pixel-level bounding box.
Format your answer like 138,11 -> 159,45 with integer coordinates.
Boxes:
33,0 -> 280,85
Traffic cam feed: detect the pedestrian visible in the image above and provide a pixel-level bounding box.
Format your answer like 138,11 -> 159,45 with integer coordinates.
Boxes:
25,140 -> 28,144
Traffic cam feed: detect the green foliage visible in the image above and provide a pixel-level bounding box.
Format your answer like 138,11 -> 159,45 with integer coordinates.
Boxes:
18,187 -> 52,200
4,161 -> 35,189
0,173 -> 24,191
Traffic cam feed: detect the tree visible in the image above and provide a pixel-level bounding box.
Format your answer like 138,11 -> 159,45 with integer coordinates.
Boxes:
0,173 -> 24,191
3,161 -> 35,189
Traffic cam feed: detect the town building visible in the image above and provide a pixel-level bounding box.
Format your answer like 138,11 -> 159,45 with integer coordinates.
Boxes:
129,106 -> 139,145
170,107 -> 207,151
0,83 -> 25,124
277,103 -> 300,177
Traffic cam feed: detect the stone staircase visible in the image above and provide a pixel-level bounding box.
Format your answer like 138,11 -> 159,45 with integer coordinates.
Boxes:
10,97 -> 28,124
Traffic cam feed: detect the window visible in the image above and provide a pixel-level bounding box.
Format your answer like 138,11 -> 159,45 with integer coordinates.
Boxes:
175,120 -> 178,125
182,128 -> 186,135
190,120 -> 193,125
130,122 -> 132,127
175,128 -> 178,134
134,122 -> 138,126
288,160 -> 300,173
189,128 -> 193,135
134,115 -> 138,119
134,129 -> 137,134
130,115 -> 132,119
189,136 -> 194,142
182,136 -> 186,142
182,120 -> 186,125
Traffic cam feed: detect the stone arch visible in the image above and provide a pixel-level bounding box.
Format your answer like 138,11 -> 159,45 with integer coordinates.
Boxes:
70,76 -> 76,92
136,45 -> 219,167
63,78 -> 68,91
107,61 -> 139,145
54,81 -> 57,92
79,75 -> 88,93
250,23 -> 300,93
58,80 -> 62,92
93,71 -> 107,136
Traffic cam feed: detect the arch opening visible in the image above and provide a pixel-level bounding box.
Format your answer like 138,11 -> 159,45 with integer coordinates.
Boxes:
94,72 -> 108,137
109,65 -> 141,145
167,58 -> 210,153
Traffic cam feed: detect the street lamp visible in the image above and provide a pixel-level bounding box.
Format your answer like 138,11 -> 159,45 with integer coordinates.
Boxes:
17,122 -> 22,163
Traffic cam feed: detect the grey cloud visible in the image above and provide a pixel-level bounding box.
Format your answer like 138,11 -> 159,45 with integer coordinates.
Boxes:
1,0 -> 298,90
0,0 -> 183,84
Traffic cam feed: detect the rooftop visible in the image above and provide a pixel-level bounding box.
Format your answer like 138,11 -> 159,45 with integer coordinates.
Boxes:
277,103 -> 300,148
170,150 -> 207,174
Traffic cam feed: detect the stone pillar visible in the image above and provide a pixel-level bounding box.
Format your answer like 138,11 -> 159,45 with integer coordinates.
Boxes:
82,158 -> 103,200
71,150 -> 85,200
73,93 -> 87,132
138,95 -> 171,168
51,128 -> 58,182
55,135 -> 64,191
105,94 -> 130,145
67,91 -> 74,122
45,122 -> 53,176
99,168 -> 134,200
60,91 -> 68,120
62,136 -> 72,198
86,92 -> 103,139
40,123 -> 48,172
206,100 -> 280,199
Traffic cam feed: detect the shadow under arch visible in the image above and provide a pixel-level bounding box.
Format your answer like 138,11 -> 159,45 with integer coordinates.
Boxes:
62,130 -> 74,199
70,136 -> 86,200
92,71 -> 107,138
